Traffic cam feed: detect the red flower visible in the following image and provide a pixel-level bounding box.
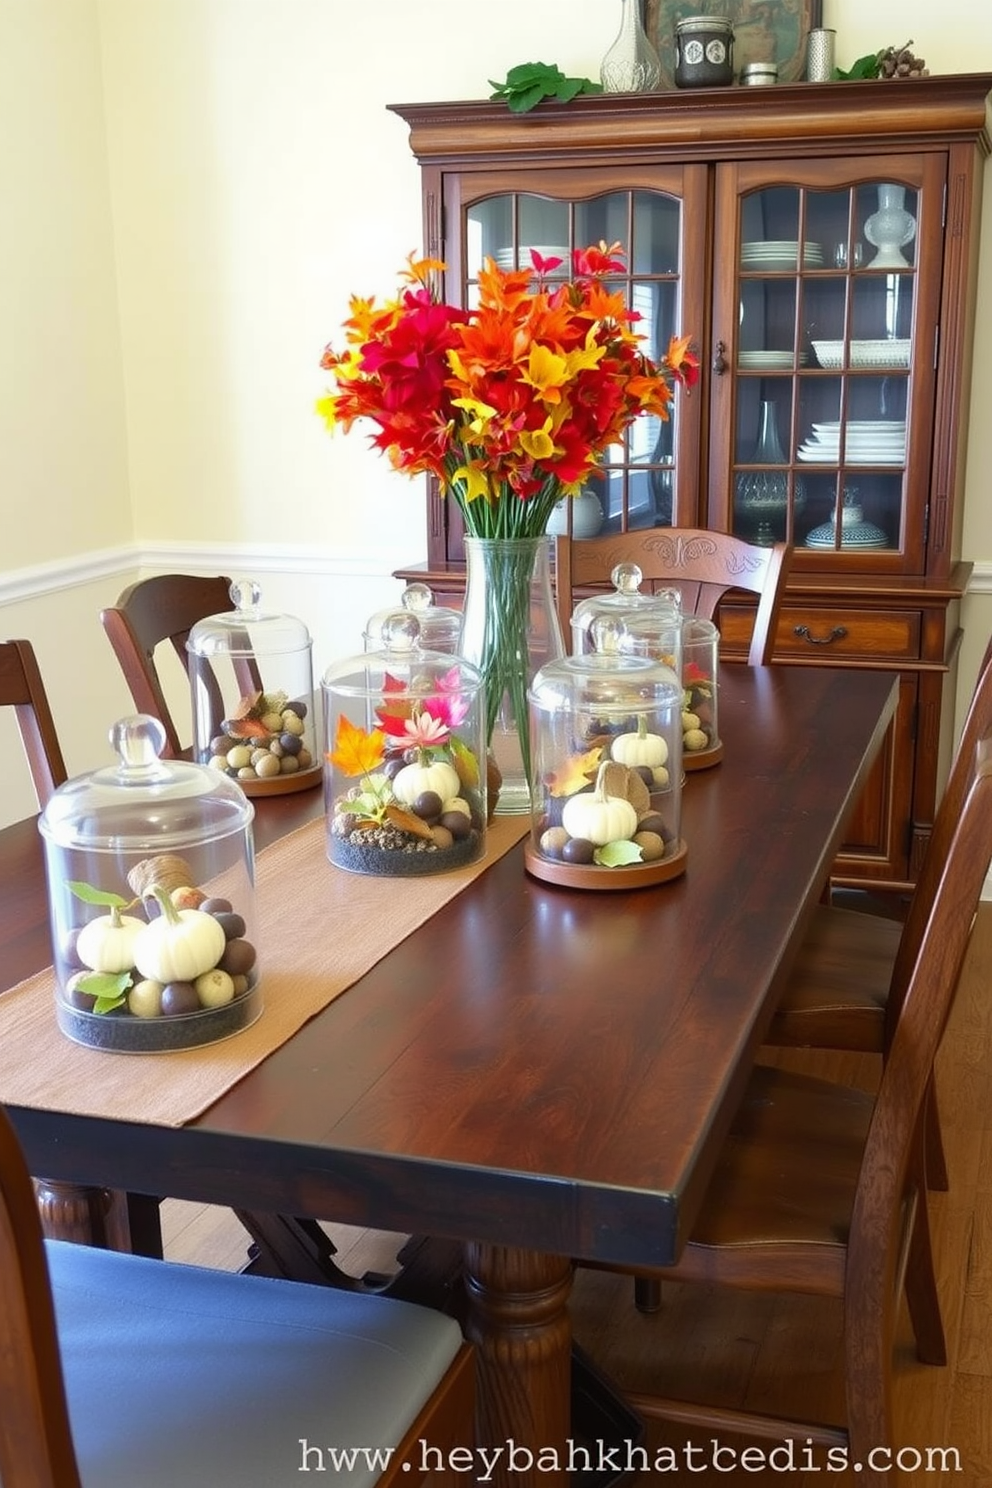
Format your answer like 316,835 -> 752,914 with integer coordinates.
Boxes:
317,245 -> 695,539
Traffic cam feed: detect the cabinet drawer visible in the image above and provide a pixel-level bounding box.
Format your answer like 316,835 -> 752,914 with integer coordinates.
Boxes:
720,604 -> 922,661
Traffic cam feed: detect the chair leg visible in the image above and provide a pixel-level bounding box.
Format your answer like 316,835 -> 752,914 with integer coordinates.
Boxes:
844,1280 -> 895,1488
904,1199 -> 947,1366
923,1076 -> 949,1192
633,1276 -> 662,1314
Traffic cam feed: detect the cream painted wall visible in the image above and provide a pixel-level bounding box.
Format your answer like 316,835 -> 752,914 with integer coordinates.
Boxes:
1,0 -> 992,834
0,0 -> 130,567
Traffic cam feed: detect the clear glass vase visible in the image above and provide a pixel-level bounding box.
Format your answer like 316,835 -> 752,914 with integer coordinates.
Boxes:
600,0 -> 661,93
458,537 -> 565,815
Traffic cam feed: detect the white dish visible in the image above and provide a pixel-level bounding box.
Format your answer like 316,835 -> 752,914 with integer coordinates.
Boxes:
741,242 -> 824,269
798,450 -> 904,465
742,239 -> 824,254
812,338 -> 912,370
812,420 -> 906,432
738,350 -> 809,369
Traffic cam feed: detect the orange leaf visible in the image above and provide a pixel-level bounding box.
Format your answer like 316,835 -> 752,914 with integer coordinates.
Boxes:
547,746 -> 602,797
327,714 -> 386,777
385,803 -> 435,840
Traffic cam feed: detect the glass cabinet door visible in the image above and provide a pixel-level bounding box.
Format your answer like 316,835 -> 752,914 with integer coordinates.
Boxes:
710,156 -> 943,571
443,166 -> 703,549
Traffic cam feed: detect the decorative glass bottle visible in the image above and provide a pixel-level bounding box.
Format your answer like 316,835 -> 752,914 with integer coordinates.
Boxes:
600,0 -> 661,93
734,400 -> 804,546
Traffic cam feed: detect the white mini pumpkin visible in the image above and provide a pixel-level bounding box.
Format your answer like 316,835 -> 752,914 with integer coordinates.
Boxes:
612,717 -> 669,770
562,763 -> 638,847
392,759 -> 460,807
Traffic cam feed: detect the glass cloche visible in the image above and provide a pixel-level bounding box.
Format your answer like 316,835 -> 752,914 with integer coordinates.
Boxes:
619,612 -> 722,769
363,582 -> 462,655
38,715 -> 260,1052
186,579 -> 320,797
322,614 -> 487,877
526,642 -> 686,889
568,562 -> 682,657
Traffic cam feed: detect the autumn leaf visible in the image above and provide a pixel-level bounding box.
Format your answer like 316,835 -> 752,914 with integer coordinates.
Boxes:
327,714 -> 386,777
546,746 -> 602,797
594,840 -> 644,868
385,804 -> 435,840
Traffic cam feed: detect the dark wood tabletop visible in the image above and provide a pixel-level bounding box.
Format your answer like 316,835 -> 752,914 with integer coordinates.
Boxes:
0,664 -> 899,1484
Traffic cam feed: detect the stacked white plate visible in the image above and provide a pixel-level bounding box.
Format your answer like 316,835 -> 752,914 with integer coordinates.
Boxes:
798,419 -> 906,464
738,350 -> 810,370
741,240 -> 825,270
494,245 -> 571,273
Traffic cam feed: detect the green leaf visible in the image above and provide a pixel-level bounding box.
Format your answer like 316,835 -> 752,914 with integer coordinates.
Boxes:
833,51 -> 881,80
66,880 -> 130,908
75,970 -> 132,1016
507,84 -> 548,114
555,77 -> 584,102
505,61 -> 559,86
93,992 -> 129,1015
489,62 -> 602,112
594,840 -> 644,868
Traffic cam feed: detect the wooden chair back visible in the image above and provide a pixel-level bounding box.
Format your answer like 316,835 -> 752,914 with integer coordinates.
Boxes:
100,574 -> 257,760
884,632 -> 992,1042
554,528 -> 791,665
849,738 -> 992,1388
0,640 -> 68,807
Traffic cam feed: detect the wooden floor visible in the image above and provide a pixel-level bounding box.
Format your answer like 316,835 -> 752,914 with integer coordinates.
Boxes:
162,903 -> 992,1486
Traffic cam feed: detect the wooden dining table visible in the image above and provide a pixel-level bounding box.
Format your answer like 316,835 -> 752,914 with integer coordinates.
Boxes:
0,663 -> 898,1486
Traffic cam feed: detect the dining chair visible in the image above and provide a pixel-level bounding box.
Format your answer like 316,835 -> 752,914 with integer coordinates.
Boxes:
0,1100 -> 473,1488
767,631 -> 992,1186
585,733 -> 992,1485
100,573 -> 259,760
0,639 -> 68,807
553,528 -> 792,666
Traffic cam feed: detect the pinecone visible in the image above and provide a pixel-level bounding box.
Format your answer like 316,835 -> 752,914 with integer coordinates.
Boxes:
877,41 -> 929,79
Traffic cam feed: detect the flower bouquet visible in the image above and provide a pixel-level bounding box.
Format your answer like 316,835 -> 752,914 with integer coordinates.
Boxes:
317,244 -> 697,808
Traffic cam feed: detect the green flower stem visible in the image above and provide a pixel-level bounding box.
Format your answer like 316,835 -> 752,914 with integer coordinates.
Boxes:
461,536 -> 551,793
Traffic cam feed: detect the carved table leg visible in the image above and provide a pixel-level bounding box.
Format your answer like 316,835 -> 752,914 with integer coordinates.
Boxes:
33,1179 -> 132,1251
464,1243 -> 572,1487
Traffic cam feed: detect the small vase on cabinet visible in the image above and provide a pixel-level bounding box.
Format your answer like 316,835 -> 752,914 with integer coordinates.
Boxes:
600,0 -> 661,93
735,400 -> 804,546
864,184 -> 916,268
458,537 -> 565,815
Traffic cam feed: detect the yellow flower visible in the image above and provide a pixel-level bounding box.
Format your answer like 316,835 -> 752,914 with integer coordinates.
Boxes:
450,460 -> 492,504
519,420 -> 558,462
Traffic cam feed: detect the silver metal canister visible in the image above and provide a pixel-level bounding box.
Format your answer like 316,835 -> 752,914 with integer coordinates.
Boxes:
741,62 -> 778,86
806,28 -> 837,83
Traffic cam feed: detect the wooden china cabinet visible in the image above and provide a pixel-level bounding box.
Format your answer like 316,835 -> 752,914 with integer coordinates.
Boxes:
390,75 -> 992,892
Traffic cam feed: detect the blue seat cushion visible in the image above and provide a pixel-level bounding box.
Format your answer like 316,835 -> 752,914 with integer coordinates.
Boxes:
39,1239 -> 464,1488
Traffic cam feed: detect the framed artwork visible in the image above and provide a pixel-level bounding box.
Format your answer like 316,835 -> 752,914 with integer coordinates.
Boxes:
645,0 -> 824,87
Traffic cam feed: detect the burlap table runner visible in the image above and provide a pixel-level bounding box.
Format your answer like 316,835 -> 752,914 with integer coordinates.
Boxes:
0,814 -> 528,1126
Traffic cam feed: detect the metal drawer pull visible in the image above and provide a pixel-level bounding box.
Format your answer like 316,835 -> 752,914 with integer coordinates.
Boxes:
793,624 -> 849,646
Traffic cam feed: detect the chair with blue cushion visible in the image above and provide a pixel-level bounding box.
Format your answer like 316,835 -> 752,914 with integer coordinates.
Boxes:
0,1097 -> 474,1487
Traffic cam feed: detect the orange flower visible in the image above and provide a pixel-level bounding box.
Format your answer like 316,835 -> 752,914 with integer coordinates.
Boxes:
317,246 -> 695,538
